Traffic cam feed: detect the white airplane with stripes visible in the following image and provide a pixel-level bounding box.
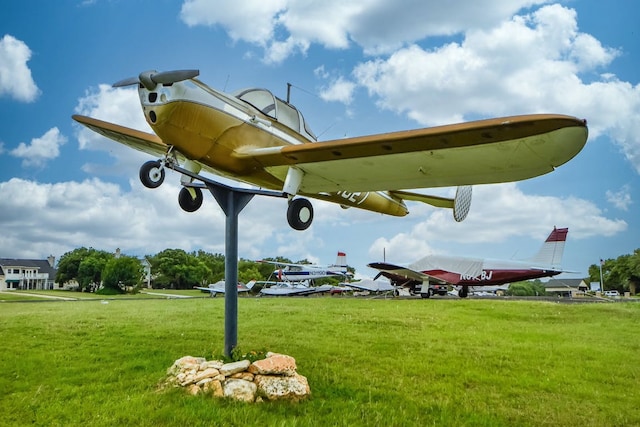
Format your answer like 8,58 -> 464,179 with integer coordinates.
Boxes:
259,251 -> 351,283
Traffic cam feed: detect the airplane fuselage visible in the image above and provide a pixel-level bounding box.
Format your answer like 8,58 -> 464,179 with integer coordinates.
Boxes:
137,79 -> 409,217
425,267 -> 562,286
276,268 -> 346,282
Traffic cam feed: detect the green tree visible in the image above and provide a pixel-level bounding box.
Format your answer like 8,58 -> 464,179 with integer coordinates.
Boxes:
195,251 -> 225,283
56,247 -> 113,291
628,249 -> 640,294
77,250 -> 113,291
588,251 -> 640,294
148,249 -> 211,289
56,247 -> 93,286
506,280 -> 546,296
101,255 -> 143,293
238,260 -> 263,284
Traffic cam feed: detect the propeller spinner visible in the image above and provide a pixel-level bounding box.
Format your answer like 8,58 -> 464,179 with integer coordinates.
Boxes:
112,69 -> 200,90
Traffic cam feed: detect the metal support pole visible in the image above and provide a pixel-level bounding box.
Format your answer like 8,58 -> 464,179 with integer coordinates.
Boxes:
207,183 -> 254,358
167,162 -> 287,358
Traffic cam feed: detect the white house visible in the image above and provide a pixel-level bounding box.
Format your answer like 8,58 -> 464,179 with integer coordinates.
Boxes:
0,256 -> 58,291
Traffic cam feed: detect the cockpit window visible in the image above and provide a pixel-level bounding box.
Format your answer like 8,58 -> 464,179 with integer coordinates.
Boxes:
235,88 -> 276,117
234,88 -> 316,141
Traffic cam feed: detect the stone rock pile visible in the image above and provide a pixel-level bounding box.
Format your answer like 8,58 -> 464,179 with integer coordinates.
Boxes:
164,352 -> 311,402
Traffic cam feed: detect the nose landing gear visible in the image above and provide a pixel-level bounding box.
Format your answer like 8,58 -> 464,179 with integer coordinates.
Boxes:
139,160 -> 165,188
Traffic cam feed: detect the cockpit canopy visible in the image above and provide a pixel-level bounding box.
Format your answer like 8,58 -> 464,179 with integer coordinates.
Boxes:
234,88 -> 317,142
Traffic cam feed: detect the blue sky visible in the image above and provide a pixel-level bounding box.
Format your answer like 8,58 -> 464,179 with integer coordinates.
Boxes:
1,0 -> 638,281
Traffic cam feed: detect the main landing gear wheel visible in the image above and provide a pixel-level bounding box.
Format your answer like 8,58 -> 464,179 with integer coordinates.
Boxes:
458,287 -> 468,298
420,289 -> 433,299
139,160 -> 165,188
287,198 -> 313,231
178,187 -> 203,212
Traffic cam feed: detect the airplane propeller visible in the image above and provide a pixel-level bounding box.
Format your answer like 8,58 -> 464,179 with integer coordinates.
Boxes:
113,69 -> 200,90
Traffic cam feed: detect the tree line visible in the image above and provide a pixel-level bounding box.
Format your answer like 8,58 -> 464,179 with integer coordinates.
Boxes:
55,247 -> 640,296
55,247 -> 352,294
587,248 -> 640,294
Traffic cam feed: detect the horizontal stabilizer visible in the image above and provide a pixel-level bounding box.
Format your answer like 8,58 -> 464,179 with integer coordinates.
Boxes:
389,190 -> 454,208
389,185 -> 472,222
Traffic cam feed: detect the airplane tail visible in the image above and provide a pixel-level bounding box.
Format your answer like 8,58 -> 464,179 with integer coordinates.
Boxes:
334,251 -> 348,273
528,227 -> 568,267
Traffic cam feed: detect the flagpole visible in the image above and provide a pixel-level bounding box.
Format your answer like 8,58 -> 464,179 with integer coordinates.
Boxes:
599,259 -> 604,294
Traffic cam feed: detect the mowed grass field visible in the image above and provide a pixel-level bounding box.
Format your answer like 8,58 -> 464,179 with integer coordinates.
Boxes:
1,295 -> 639,426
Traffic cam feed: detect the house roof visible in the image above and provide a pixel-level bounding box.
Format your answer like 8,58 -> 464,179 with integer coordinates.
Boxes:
544,278 -> 587,289
0,258 -> 57,277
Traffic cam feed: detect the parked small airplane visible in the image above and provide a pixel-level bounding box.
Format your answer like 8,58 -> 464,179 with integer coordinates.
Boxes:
368,227 -> 570,298
343,279 -> 396,294
194,280 -> 254,297
73,69 -> 588,230
259,281 -> 333,296
259,252 -> 351,282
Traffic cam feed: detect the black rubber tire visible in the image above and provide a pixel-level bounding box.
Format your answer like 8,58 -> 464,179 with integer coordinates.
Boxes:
178,187 -> 203,212
139,160 -> 165,189
286,198 -> 313,230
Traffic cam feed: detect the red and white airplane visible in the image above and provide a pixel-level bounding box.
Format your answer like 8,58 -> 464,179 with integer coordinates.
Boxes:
368,227 -> 570,298
73,69 -> 588,230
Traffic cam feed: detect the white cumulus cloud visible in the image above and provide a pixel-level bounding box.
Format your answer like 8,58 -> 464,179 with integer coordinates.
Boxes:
0,34 -> 40,102
10,127 -> 67,167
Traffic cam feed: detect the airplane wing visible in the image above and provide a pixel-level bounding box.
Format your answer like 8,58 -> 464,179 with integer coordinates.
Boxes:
367,262 -> 440,282
346,280 -> 395,292
194,283 -> 250,294
235,114 -> 588,193
194,286 -> 225,294
368,262 -> 452,285
72,115 -> 222,174
73,115 -> 170,158
257,259 -> 312,268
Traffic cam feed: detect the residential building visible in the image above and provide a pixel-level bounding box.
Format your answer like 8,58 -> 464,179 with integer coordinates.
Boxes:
544,278 -> 589,297
0,256 -> 58,291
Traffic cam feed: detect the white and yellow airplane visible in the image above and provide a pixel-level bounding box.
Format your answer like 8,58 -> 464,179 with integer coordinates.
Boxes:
73,69 -> 588,230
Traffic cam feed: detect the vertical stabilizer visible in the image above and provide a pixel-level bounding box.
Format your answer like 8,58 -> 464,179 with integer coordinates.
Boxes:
334,251 -> 348,272
529,227 -> 568,267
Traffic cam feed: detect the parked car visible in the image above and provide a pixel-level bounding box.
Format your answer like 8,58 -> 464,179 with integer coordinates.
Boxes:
604,290 -> 620,297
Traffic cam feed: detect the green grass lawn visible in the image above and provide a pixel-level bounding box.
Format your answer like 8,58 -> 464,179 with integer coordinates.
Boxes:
1,297 -> 638,426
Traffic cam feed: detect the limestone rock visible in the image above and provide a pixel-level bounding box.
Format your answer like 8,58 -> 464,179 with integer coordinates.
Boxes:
200,360 -> 224,370
249,354 -> 297,376
186,384 -> 201,395
203,379 -> 223,397
167,356 -> 205,376
230,371 -> 255,382
220,359 -> 251,376
164,352 -> 311,403
193,367 -> 220,383
223,378 -> 257,402
254,373 -> 310,401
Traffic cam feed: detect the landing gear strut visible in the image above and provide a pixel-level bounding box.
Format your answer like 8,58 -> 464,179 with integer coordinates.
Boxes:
287,198 -> 313,230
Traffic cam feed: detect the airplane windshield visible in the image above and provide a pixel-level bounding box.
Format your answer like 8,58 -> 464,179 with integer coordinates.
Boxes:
234,88 -> 316,141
